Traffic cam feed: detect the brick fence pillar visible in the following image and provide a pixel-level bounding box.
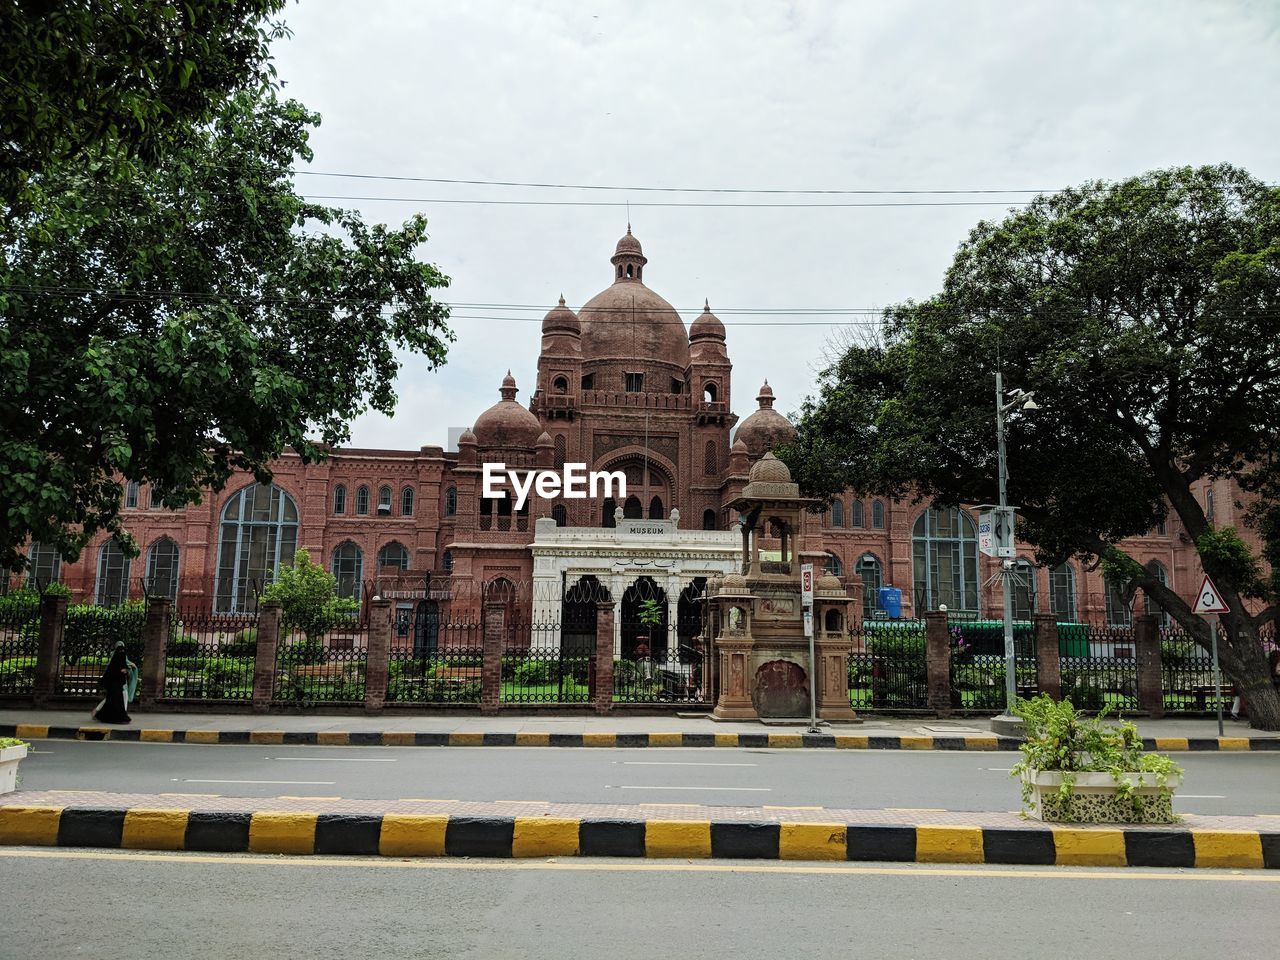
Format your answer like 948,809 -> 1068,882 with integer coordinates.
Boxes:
364,598 -> 393,715
594,601 -> 616,715
252,600 -> 282,714
1134,613 -> 1164,718
137,597 -> 172,710
33,593 -> 69,706
1033,612 -> 1061,701
481,602 -> 505,716
924,610 -> 952,717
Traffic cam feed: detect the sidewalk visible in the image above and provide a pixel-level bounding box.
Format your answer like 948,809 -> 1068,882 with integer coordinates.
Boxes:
3,708 -> 1277,751
2,789 -> 1277,869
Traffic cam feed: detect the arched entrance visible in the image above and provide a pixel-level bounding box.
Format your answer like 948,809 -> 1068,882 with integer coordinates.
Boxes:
561,575 -> 607,655
621,576 -> 668,659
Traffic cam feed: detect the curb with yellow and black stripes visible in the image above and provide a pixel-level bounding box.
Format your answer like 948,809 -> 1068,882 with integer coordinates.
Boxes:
4,723 -> 1278,752
1,804 -> 1276,868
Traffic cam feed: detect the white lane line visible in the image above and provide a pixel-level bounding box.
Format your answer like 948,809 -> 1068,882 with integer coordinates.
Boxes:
1176,795 -> 1227,799
269,757 -> 396,762
985,768 -> 1014,772
173,778 -> 337,785
619,761 -> 757,767
610,785 -> 772,792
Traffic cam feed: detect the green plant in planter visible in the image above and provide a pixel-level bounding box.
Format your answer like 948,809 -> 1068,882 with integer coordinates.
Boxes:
1010,695 -> 1182,822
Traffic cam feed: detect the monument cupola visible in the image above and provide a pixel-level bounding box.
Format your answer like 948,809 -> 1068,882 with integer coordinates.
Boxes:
610,225 -> 648,282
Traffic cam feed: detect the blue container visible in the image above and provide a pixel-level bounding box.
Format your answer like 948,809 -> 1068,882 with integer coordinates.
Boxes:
878,586 -> 903,619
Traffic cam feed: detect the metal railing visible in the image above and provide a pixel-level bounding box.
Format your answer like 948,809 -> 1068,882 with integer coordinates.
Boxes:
387,620 -> 483,704
56,603 -> 148,698
948,621 -> 1039,713
1160,629 -> 1230,715
500,622 -> 591,704
1058,626 -> 1139,713
272,625 -> 368,705
163,610 -> 258,701
0,594 -> 40,696
847,623 -> 929,711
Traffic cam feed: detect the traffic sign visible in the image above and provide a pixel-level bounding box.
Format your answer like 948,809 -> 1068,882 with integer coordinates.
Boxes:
978,507 -> 1016,558
1193,574 -> 1229,614
800,563 -> 814,606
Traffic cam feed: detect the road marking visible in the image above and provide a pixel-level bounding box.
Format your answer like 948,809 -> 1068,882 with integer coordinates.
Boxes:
277,796 -> 342,801
612,785 -> 771,792
173,779 -> 337,785
985,768 -> 1014,772
764,805 -> 824,810
1177,795 -> 1227,799
3,849 -> 1276,882
886,807 -> 947,812
495,800 -> 550,805
159,793 -> 220,798
399,798 -> 455,803
619,761 -> 757,767
270,757 -> 397,763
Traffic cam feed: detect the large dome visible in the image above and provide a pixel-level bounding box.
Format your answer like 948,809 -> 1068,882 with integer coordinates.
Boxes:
472,371 -> 543,450
578,229 -> 690,371
735,381 -> 797,455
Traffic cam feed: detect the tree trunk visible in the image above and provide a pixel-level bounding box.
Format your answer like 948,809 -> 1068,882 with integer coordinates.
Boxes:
1219,622 -> 1280,732
1239,680 -> 1280,731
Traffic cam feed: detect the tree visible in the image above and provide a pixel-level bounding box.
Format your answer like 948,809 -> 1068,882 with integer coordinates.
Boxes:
261,549 -> 357,642
783,164 -> 1280,729
1,89 -> 453,571
2,0 -> 288,210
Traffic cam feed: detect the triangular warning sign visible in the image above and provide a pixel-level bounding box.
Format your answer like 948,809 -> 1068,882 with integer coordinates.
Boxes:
1193,574 -> 1230,614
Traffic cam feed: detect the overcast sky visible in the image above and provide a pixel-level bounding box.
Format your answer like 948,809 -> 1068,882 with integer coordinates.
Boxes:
270,0 -> 1280,450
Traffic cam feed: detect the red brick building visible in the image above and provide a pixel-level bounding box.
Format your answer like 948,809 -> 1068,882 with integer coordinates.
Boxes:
14,230 -> 1248,633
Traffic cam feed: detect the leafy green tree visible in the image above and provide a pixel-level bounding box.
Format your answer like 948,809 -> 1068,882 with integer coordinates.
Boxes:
261,549 -> 357,642
2,0 -> 287,210
1,90 -> 453,571
783,164 -> 1280,729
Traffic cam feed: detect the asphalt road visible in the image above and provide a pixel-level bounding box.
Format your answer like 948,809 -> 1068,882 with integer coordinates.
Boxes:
2,848 -> 1277,960
16,740 -> 1280,815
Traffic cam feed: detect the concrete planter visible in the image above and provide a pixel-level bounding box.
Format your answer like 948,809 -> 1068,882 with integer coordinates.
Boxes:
0,742 -> 29,795
1023,769 -> 1181,823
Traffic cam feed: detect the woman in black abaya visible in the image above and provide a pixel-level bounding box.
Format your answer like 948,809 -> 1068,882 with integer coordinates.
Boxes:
93,641 -> 134,724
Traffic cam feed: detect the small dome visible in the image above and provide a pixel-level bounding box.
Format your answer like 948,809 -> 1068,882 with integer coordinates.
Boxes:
535,431 -> 553,448
690,299 -> 725,342
731,438 -> 748,454
613,226 -> 644,260
720,573 -> 750,595
473,372 -> 543,450
458,427 -> 477,446
542,295 -> 580,336
735,380 -> 797,455
817,573 -> 845,596
748,451 -> 793,484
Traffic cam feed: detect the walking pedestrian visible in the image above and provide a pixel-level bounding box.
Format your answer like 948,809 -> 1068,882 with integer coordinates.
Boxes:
92,641 -> 135,724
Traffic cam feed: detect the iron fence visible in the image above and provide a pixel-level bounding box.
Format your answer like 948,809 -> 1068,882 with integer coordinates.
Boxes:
387,620 -> 483,704
0,593 -> 40,696
56,602 -> 148,698
500,622 -> 591,704
847,622 -> 929,711
1160,628 -> 1231,714
614,626 -> 709,704
1058,625 -> 1140,713
162,610 -> 258,701
272,623 -> 368,705
949,621 -> 1039,713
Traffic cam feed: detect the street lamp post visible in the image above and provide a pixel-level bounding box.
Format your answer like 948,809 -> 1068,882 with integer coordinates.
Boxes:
991,371 -> 1039,734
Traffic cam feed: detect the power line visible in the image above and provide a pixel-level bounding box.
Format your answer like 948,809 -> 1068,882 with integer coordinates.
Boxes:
301,193 -> 1030,209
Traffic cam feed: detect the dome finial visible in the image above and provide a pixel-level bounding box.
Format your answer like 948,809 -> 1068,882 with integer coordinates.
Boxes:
500,370 -> 517,400
757,380 -> 775,407
558,293 -> 565,306
704,298 -> 710,312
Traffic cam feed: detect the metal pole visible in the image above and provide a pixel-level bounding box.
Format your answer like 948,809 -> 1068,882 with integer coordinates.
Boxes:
1209,613 -> 1223,737
996,371 -> 1017,711
808,612 -> 818,733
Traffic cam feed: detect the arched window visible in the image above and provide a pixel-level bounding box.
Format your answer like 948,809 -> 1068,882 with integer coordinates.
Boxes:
551,504 -> 567,527
649,496 -> 664,520
331,541 -> 363,601
96,539 -> 132,606
911,507 -> 980,614
602,498 -> 617,527
445,486 -> 458,517
125,481 -> 140,509
378,541 -> 410,570
851,500 -> 865,528
27,542 -> 61,587
871,500 -> 885,529
441,549 -> 453,573
1144,560 -> 1169,625
704,440 -> 717,476
554,435 -> 566,469
1105,574 -> 1132,628
823,552 -> 843,577
1049,563 -> 1077,621
378,485 -> 392,513
703,382 -> 718,403
831,500 -> 844,528
400,486 -> 415,516
624,495 -> 642,519
1205,488 -> 1215,522
552,375 -> 568,394
702,508 -> 717,531
333,484 -> 347,515
214,483 -> 299,613
145,537 -> 180,600
1155,516 -> 1166,536
856,553 -> 884,619
355,485 -> 370,515
1011,558 -> 1037,620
